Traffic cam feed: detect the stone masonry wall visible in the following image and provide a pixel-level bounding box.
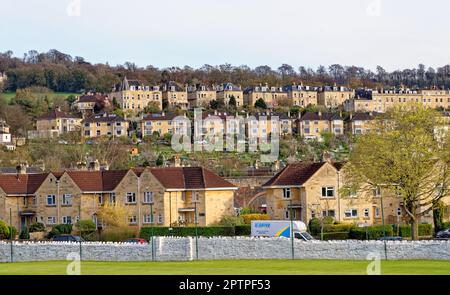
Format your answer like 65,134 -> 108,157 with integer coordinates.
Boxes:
0,238 -> 449,262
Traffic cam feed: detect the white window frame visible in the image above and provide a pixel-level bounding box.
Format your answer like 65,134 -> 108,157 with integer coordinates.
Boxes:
109,193 -> 116,204
62,216 -> 72,224
364,208 -> 369,218
46,195 -> 56,206
321,187 -> 335,198
47,216 -> 56,225
344,209 -> 358,218
143,191 -> 154,204
126,192 -> 136,204
283,188 -> 291,199
129,215 -> 137,225
61,194 -> 72,206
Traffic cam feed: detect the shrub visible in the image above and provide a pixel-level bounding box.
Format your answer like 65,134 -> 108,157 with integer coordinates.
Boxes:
99,227 -> 138,242
8,226 -> 17,239
241,214 -> 270,225
54,224 -> 72,235
392,224 -> 433,237
349,225 -> 393,240
308,218 -> 345,235
442,221 -> 450,230
235,225 -> 251,236
0,220 -> 10,239
47,228 -> 60,239
218,216 -> 244,227
19,228 -> 30,240
140,226 -> 235,239
77,220 -> 97,241
29,222 -> 46,233
322,232 -> 350,240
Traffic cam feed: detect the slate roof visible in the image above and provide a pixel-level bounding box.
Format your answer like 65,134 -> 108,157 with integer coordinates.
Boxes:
299,112 -> 343,121
84,113 -> 126,123
38,109 -> 80,120
262,162 -> 328,187
142,113 -> 178,121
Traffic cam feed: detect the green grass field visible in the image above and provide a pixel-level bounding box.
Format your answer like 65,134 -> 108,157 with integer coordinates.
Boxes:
0,260 -> 449,275
1,91 -> 79,103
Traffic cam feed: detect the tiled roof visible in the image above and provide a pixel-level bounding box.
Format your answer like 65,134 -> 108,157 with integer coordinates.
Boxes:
0,173 -> 49,195
252,112 -> 290,120
262,162 -> 327,187
150,167 -> 236,190
0,168 -> 235,195
38,109 -> 80,120
219,83 -> 241,92
163,81 -> 184,92
349,112 -> 378,121
78,94 -> 107,103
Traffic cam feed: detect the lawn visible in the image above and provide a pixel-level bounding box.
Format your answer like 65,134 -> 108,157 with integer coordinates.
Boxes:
0,260 -> 449,275
1,91 -> 79,103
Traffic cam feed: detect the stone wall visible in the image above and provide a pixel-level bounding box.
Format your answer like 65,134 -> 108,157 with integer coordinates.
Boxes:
0,238 -> 449,263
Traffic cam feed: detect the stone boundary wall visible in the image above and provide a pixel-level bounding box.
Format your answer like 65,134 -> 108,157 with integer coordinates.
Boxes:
0,238 -> 449,262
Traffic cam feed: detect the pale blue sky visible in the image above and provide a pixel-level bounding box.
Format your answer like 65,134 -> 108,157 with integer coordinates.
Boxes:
1,0 -> 450,71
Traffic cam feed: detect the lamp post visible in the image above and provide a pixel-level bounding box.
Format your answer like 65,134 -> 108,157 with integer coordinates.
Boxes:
78,202 -> 82,261
150,200 -> 155,261
193,193 -> 199,260
284,198 -> 294,260
380,194 -> 388,260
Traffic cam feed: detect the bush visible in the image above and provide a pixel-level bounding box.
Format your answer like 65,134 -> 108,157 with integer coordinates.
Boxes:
349,225 -> 393,240
140,226 -> 235,239
241,214 -> 270,225
47,228 -> 60,239
218,216 -> 244,227
322,232 -> 350,240
392,224 -> 433,237
235,225 -> 251,236
29,222 -> 46,233
54,224 -> 72,235
308,218 -> 345,235
0,220 -> 10,239
19,228 -> 30,240
8,226 -> 17,239
442,221 -> 450,230
99,227 -> 138,242
77,220 -> 97,241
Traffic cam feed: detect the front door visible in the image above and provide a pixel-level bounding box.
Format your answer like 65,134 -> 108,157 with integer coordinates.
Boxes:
20,216 -> 27,231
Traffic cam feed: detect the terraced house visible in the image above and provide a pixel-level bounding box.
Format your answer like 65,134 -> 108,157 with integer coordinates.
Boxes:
296,112 -> 344,140
243,84 -> 287,108
73,94 -> 108,117
0,166 -> 237,231
109,77 -> 162,113
162,81 -> 189,109
187,84 -> 217,108
217,83 -> 243,107
345,112 -> 378,135
318,85 -> 354,108
283,83 -> 318,107
139,112 -> 190,137
83,113 -> 129,138
346,88 -> 450,113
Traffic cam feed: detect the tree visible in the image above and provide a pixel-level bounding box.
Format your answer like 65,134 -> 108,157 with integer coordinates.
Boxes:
228,95 -> 236,109
254,98 -> 267,110
156,153 -> 164,166
341,104 -> 450,240
96,202 -> 130,228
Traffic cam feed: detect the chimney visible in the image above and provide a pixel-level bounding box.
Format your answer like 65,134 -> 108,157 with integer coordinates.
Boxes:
162,111 -> 165,117
318,111 -> 322,117
272,160 -> 280,172
214,109 -> 218,115
349,112 -> 353,120
322,151 -> 332,163
173,155 -> 181,167
16,162 -> 28,175
76,161 -> 87,171
89,159 -> 100,171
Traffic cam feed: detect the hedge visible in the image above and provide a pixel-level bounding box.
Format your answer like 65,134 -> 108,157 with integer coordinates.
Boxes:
441,221 -> 450,230
140,226 -> 235,239
0,220 -> 9,239
322,232 -> 350,240
235,225 -> 251,236
29,222 -> 46,233
392,224 -> 433,237
241,214 -> 270,225
349,225 -> 393,240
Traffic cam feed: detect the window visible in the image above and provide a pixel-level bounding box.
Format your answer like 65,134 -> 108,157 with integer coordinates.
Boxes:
283,188 -> 291,199
322,210 -> 335,217
158,214 -> 163,224
373,187 -> 381,197
126,192 -> 136,204
311,210 -> 316,219
181,191 -> 186,202
143,214 -> 153,224
61,194 -> 72,206
192,191 -> 199,202
397,208 -> 402,216
62,216 -> 72,224
129,215 -> 137,225
109,193 -> 116,204
375,207 -> 380,218
344,209 -> 358,218
47,216 -> 57,225
285,210 -> 290,219
98,195 -> 103,205
143,192 -> 154,204
46,195 -> 56,206
321,187 -> 334,198
364,208 -> 369,218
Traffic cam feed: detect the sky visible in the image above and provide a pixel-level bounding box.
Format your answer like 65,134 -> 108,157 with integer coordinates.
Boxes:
1,0 -> 450,71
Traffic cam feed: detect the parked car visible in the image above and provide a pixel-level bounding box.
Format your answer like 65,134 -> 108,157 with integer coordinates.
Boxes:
123,238 -> 148,244
436,228 -> 450,239
58,140 -> 68,145
52,235 -> 84,242
377,236 -> 403,241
